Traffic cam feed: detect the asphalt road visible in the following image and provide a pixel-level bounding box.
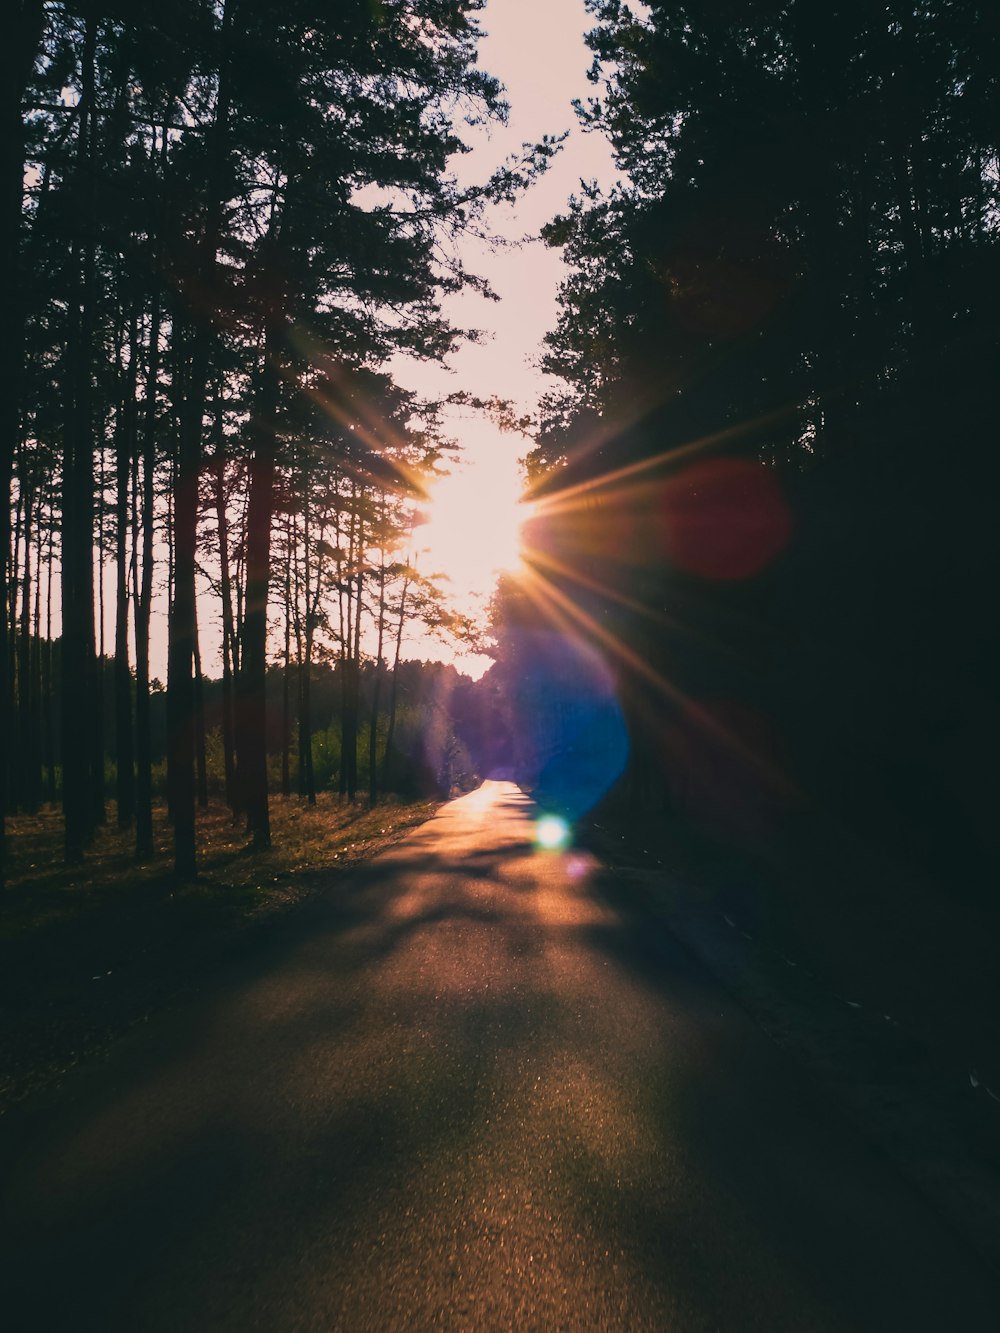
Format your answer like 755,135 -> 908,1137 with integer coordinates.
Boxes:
1,781 -> 994,1331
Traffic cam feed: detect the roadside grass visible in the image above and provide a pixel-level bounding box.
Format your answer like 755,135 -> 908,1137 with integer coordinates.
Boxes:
0,793 -> 439,1110
1,793 -> 439,944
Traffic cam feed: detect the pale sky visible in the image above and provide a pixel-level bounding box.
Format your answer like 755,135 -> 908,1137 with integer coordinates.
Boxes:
393,0 -> 618,676
131,0 -> 618,681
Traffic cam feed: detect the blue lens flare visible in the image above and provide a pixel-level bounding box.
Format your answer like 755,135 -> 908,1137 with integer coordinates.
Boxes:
535,814 -> 571,851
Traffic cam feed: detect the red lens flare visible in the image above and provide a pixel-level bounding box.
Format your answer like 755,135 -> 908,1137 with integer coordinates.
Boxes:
659,457 -> 792,581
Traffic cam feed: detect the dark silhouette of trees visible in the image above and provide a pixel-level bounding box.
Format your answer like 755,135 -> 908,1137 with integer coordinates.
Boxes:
528,0 -> 999,882
2,1 -> 552,881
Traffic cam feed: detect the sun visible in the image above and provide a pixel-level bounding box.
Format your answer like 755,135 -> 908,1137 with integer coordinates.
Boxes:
420,450 -> 530,598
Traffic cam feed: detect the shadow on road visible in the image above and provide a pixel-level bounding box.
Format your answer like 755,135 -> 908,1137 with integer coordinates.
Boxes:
2,788 -> 995,1330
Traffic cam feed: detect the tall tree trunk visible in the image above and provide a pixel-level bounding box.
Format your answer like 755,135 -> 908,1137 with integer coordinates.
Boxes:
348,535 -> 364,802
0,0 -> 45,887
92,429 -> 105,828
166,4 -> 232,873
337,495 -> 351,799
27,492 -> 42,812
114,307 -> 137,827
193,600 -> 208,810
297,473 -> 316,804
134,288 -> 160,860
212,447 -> 238,812
238,314 -> 280,849
339,490 -> 362,802
8,476 -> 25,812
62,11 -> 100,862
368,516 -> 387,806
280,510 -> 291,796
16,481 -> 35,812
382,566 -> 411,789
299,649 -> 315,804
167,319 -> 202,875
61,270 -> 96,862
43,512 -> 55,804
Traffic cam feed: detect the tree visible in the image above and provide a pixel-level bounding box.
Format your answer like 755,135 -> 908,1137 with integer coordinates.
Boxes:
5,0 -> 556,877
528,0 -> 1000,863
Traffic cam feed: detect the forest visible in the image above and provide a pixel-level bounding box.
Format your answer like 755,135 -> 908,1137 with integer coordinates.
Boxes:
3,0 -> 998,967
3,2 -> 1000,1320
523,0 -> 997,880
486,0 -> 999,1092
1,0 -> 552,887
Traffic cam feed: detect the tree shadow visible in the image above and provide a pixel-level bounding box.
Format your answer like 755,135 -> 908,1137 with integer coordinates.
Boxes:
1,819 -> 995,1331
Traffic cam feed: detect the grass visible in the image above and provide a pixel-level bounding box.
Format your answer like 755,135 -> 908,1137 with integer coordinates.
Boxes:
1,792 -> 439,943
0,792 -> 439,1110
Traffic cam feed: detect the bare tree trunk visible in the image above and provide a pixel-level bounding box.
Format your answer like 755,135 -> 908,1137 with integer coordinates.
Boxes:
134,289 -> 160,861
16,480 -> 35,812
382,568 -> 411,790
337,487 -> 352,799
238,314 -> 279,850
368,507 -> 387,805
43,508 -> 55,804
193,598 -> 208,810
61,14 -> 100,862
210,406 -> 238,811
281,509 -> 292,796
8,475 -> 25,812
167,318 -> 202,875
297,470 -> 316,804
348,525 -> 364,802
114,307 -> 137,827
0,0 -> 45,887
92,428 -> 105,829
167,3 -> 232,873
27,490 -> 42,812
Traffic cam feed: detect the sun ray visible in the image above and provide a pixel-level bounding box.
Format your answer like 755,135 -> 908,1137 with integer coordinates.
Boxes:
524,544 -> 688,634
529,402 -> 799,520
513,560 -> 795,798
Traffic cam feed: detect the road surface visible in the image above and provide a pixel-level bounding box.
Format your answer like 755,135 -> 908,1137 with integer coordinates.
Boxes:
1,782 -> 993,1330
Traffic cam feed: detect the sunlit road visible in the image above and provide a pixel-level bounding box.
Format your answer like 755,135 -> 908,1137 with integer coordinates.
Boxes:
1,782 -> 993,1330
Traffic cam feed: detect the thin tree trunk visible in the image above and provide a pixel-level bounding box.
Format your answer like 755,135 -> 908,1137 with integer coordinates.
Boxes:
114,306 -> 137,827
134,288 -> 160,861
348,523 -> 364,802
8,476 -> 25,811
61,11 -> 101,861
337,491 -> 351,799
298,472 -> 316,804
27,489 -> 42,812
0,0 -> 45,887
238,314 -> 280,849
212,444 -> 238,811
368,508 -> 387,806
382,564 -> 411,789
43,509 -> 55,804
167,318 -> 202,875
280,509 -> 291,796
300,649 -> 315,804
16,480 -> 35,812
193,600 -> 208,809
93,427 -> 105,828
167,3 -> 232,873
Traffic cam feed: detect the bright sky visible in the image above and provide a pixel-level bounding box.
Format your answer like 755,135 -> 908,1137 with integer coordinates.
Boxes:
131,0 -> 617,681
394,0 -> 617,676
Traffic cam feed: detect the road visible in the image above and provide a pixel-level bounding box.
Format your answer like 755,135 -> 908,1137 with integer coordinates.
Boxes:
1,781 -> 993,1331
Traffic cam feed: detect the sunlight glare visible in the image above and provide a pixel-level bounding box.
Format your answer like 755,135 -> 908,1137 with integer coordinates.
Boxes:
421,436 -> 530,597
535,814 -> 571,851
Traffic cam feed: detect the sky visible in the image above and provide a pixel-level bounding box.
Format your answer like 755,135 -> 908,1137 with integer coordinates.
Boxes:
390,0 -> 618,676
131,0 -> 619,681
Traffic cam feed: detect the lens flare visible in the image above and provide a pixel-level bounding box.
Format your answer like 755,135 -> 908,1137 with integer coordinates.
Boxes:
535,814 -> 571,851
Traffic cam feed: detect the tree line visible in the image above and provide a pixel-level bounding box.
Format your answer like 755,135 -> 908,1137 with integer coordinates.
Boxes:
1,0 -> 550,885
523,0 -> 998,886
